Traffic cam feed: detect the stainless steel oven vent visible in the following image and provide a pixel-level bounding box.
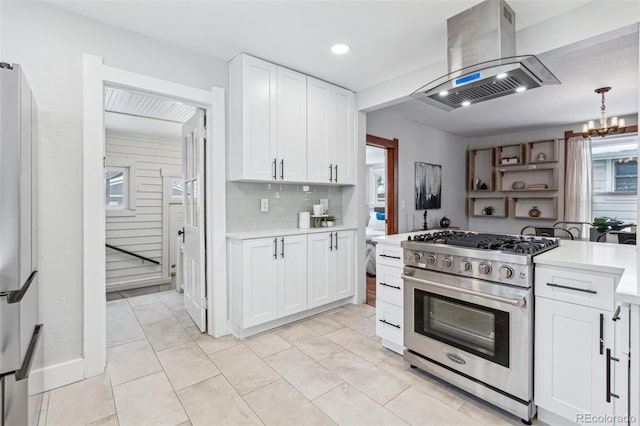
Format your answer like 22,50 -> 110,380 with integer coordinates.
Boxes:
411,0 -> 560,111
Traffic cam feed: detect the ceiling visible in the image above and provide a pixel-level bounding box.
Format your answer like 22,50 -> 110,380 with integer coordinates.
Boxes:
48,0 -> 594,91
104,86 -> 196,137
382,25 -> 639,137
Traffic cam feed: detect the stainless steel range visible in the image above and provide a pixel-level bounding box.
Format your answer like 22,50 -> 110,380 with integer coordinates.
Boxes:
401,231 -> 558,424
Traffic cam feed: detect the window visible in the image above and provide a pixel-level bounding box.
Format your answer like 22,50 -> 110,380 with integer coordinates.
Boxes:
591,134 -> 637,224
105,167 -> 128,209
104,157 -> 137,216
171,178 -> 184,198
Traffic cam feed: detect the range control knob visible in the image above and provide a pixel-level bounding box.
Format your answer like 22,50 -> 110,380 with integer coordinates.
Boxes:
442,257 -> 453,268
478,262 -> 492,275
426,254 -> 437,265
413,252 -> 424,263
461,259 -> 472,271
499,266 -> 514,279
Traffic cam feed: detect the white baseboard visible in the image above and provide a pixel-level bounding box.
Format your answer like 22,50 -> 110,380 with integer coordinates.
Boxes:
29,357 -> 85,394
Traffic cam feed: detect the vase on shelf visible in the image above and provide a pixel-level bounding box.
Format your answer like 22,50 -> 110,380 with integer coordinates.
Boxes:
528,206 -> 541,218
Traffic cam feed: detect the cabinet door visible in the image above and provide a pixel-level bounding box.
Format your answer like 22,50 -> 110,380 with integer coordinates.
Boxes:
241,55 -> 277,181
277,235 -> 307,318
306,77 -> 332,184
334,231 -> 354,300
277,67 -> 307,182
242,237 -> 279,327
535,297 -> 613,421
330,87 -> 355,185
307,232 -> 333,308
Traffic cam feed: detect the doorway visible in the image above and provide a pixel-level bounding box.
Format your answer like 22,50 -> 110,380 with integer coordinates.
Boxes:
364,134 -> 399,306
83,54 -> 226,377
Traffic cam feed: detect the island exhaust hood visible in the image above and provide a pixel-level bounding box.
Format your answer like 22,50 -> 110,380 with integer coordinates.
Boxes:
411,0 -> 560,111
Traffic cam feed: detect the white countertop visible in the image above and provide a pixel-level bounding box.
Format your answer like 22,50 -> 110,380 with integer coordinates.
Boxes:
227,225 -> 357,240
534,239 -> 638,304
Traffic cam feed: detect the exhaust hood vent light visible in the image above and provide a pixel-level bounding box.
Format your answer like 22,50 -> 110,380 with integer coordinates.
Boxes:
411,0 -> 560,111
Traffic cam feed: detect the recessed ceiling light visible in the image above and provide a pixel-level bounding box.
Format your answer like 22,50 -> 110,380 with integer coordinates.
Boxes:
496,73 -> 508,79
439,90 -> 449,97
516,86 -> 526,92
331,44 -> 350,55
461,101 -> 471,107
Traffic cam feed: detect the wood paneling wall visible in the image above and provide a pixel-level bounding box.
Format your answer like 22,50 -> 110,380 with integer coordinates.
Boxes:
105,130 -> 181,287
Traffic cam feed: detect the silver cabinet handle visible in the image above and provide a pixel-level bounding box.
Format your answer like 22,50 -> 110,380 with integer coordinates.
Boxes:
334,164 -> 338,183
329,232 -> 333,251
402,274 -> 526,307
380,282 -> 401,290
1,270 -> 38,304
612,305 -> 621,321
15,324 -> 42,380
280,159 -> 284,180
281,237 -> 284,258
329,164 -> 333,182
272,158 -> 277,180
334,232 -> 338,250
546,282 -> 597,294
273,238 -> 278,259
379,319 -> 401,329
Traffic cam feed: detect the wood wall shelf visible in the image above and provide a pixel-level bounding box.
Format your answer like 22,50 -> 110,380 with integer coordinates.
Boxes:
527,139 -> 558,164
468,148 -> 495,191
496,167 -> 558,192
495,144 -> 525,166
510,196 -> 558,220
468,197 -> 508,218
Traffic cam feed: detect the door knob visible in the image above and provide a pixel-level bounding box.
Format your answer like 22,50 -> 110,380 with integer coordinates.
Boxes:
170,272 -> 176,277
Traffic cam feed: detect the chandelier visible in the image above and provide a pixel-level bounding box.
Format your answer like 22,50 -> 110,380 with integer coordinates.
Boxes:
582,87 -> 626,138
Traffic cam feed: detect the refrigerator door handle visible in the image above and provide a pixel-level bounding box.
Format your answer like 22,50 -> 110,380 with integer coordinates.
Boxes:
0,270 -> 37,304
14,324 -> 42,381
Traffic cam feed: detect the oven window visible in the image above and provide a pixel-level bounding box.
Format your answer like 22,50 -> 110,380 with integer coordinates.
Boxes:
414,289 -> 510,367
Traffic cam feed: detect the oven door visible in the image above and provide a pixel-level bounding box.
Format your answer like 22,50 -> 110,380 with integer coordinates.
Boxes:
403,267 -> 532,401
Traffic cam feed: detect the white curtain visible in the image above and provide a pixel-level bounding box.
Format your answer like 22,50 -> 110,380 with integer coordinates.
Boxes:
564,136 -> 593,233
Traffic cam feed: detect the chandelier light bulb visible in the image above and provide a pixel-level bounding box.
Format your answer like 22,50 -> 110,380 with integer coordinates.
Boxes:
582,87 -> 627,138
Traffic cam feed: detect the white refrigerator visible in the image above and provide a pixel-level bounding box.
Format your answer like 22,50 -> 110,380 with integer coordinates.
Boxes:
0,62 -> 43,426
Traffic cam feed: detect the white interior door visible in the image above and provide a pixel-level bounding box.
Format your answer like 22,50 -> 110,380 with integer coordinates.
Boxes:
182,109 -> 207,331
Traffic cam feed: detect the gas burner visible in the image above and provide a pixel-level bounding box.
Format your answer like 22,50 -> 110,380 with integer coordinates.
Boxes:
407,231 -> 558,255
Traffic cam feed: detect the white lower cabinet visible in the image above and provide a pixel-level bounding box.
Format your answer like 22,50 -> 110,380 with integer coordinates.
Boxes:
534,265 -> 629,425
231,235 -> 307,328
375,242 -> 404,354
308,231 -> 354,309
230,230 -> 354,331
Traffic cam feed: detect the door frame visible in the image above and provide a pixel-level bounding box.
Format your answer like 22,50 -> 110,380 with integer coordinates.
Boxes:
83,54 -> 227,377
366,134 -> 398,234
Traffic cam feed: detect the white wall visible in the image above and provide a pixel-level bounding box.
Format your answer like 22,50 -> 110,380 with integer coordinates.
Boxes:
105,130 -> 181,287
366,110 -> 469,233
0,1 -> 227,376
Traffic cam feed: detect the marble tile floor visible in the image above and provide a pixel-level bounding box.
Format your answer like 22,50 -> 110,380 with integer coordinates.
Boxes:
39,291 -> 545,426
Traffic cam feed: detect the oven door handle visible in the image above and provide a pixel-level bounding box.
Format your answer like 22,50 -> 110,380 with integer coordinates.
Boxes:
401,275 -> 526,307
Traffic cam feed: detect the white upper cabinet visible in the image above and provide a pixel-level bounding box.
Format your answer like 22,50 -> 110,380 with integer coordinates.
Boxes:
229,54 -> 277,182
230,54 -> 354,184
307,76 -> 355,185
277,67 -> 307,182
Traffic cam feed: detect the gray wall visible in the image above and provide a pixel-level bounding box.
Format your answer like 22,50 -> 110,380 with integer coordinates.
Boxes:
366,110 -> 469,233
468,115 -> 638,234
0,1 -> 228,371
226,183 -> 343,232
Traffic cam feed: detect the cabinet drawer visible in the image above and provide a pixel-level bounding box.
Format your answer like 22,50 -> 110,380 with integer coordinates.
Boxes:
376,244 -> 403,268
535,265 -> 616,311
376,264 -> 403,306
376,300 -> 403,347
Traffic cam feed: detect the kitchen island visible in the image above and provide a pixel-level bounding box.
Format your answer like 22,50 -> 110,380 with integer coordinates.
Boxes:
533,239 -> 638,426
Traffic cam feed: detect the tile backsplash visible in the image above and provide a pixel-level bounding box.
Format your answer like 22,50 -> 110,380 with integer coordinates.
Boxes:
226,182 -> 344,232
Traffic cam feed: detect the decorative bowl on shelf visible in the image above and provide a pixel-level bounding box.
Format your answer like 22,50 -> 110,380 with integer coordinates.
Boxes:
537,152 -> 546,161
512,181 -> 526,190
